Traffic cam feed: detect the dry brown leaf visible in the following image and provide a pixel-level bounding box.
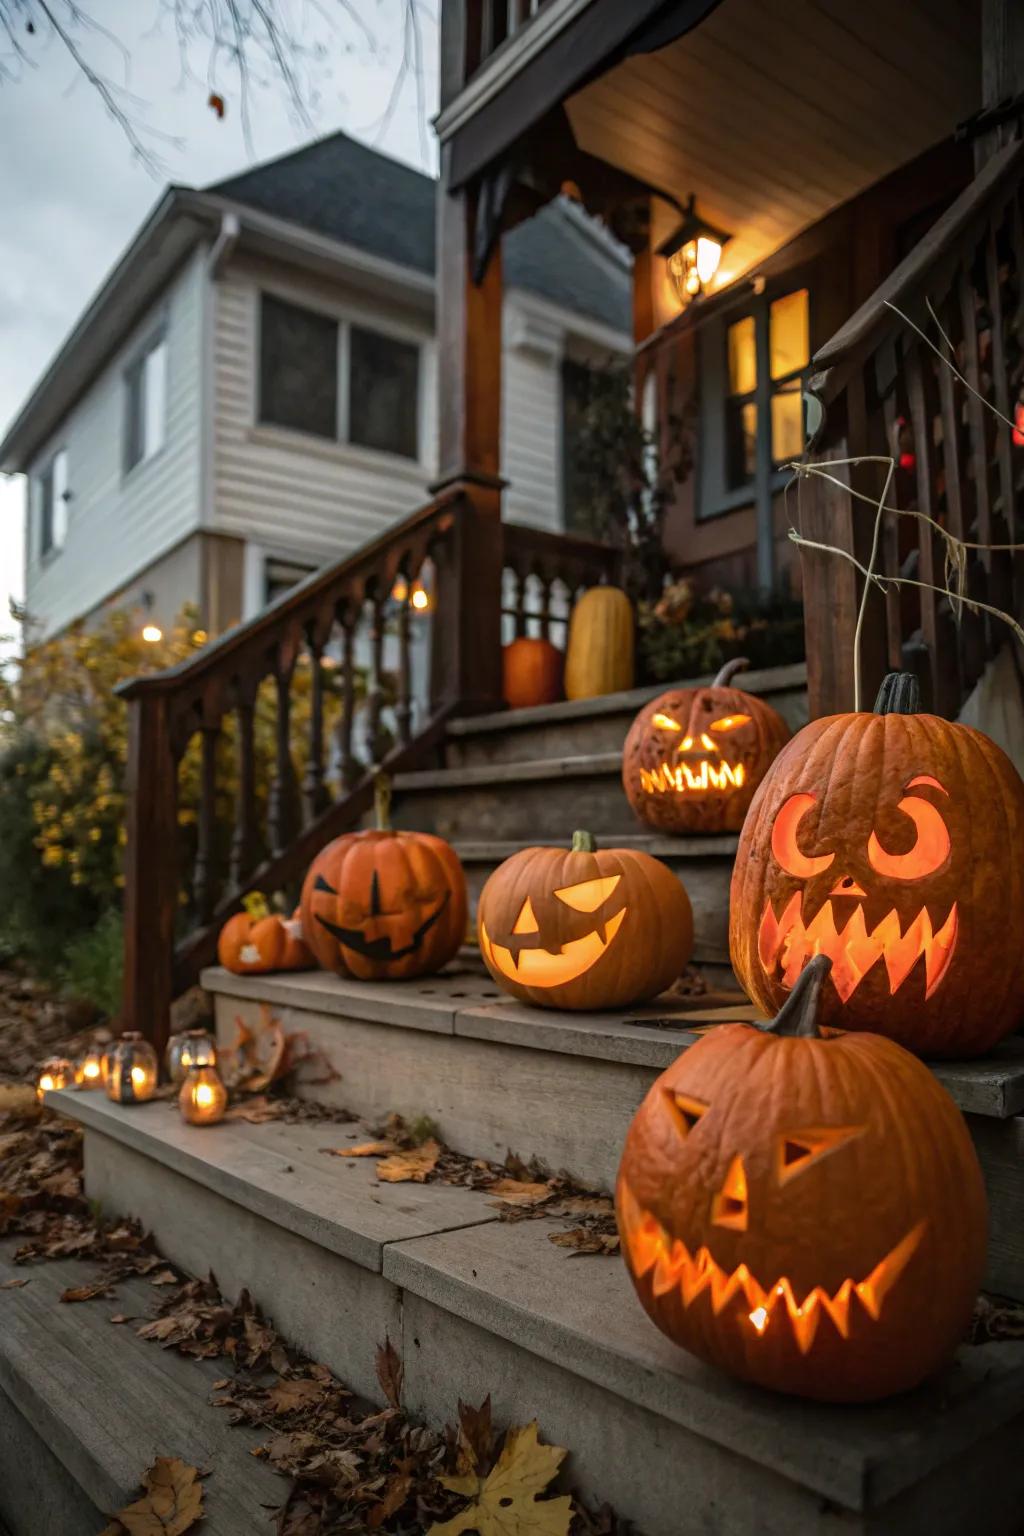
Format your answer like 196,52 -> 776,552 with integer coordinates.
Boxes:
376,1139 -> 440,1184
109,1314 -> 132,1324
367,1470 -> 413,1528
150,1270 -> 179,1286
548,1228 -> 619,1257
109,1456 -> 204,1536
61,1277 -> 113,1303
375,1336 -> 403,1409
324,1140 -> 397,1158
1,1277 -> 28,1289
137,1316 -> 182,1342
0,1083 -> 38,1115
487,1178 -> 552,1207
264,1376 -> 329,1415
221,1096 -> 284,1124
431,1421 -> 572,1536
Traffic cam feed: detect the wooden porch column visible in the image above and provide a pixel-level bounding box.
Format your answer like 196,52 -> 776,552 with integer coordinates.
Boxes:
121,690 -> 178,1059
431,153 -> 505,712
978,0 -> 1024,167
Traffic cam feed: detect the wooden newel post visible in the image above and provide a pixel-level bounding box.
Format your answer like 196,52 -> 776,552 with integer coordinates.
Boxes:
121,689 -> 179,1060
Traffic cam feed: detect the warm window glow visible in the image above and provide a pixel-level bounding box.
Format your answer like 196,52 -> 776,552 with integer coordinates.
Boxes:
727,316 -> 757,396
554,874 -> 621,913
770,793 -> 834,878
710,714 -> 751,732
652,713 -> 682,732
142,624 -> 163,643
771,382 -> 804,464
769,290 -> 810,380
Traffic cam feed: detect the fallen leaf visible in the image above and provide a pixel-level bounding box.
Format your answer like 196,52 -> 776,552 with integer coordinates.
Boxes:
376,1140 -> 440,1183
487,1178 -> 552,1207
0,1084 -> 38,1115
109,1456 -> 204,1536
109,1314 -> 132,1324
431,1421 -> 572,1536
221,1096 -> 285,1124
548,1228 -> 619,1256
137,1316 -> 182,1342
61,1277 -> 113,1303
1,1277 -> 28,1289
264,1376 -> 329,1414
150,1270 -> 179,1286
454,1396 -> 494,1476
367,1470 -> 413,1527
375,1336 -> 403,1409
323,1140 -> 397,1158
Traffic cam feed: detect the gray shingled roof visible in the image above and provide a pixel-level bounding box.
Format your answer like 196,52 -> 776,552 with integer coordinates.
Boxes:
209,131 -> 632,334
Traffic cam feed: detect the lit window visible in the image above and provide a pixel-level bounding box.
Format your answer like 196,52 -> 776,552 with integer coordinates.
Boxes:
725,316 -> 758,490
769,290 -> 809,465
125,335 -> 167,472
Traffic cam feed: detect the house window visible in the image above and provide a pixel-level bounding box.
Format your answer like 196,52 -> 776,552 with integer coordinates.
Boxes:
259,295 -> 338,440
125,334 -> 167,473
258,293 -> 421,460
37,448 -> 68,559
701,287 -> 810,516
561,358 -> 596,534
264,557 -> 316,606
348,326 -> 419,459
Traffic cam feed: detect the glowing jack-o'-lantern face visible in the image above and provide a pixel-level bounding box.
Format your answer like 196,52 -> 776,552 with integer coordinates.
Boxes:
623,659 -> 790,834
477,831 -> 693,1011
616,958 -> 988,1402
730,672 -> 1024,1057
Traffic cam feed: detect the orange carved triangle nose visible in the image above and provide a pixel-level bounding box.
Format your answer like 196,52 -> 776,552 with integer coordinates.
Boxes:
711,1155 -> 748,1231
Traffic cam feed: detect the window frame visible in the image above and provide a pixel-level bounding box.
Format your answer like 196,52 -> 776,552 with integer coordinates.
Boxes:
254,286 -> 426,466
123,325 -> 168,479
36,447 -> 69,562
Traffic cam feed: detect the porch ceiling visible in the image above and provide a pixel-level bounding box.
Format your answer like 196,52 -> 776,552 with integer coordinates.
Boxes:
566,0 -> 981,286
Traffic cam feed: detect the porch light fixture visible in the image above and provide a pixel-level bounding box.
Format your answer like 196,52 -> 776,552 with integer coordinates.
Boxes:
658,196 -> 731,305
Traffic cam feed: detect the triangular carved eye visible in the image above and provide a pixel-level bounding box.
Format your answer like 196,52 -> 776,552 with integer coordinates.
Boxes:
512,897 -> 539,934
777,1125 -> 863,1184
664,1090 -> 709,1137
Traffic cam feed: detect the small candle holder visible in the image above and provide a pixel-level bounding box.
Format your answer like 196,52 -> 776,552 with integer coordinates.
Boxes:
77,1044 -> 105,1090
178,1064 -> 228,1126
106,1032 -> 159,1104
165,1029 -> 217,1085
36,1057 -> 77,1100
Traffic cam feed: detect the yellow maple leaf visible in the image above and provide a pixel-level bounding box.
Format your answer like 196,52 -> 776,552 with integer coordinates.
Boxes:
429,1421 -> 572,1536
377,1139 -> 441,1183
105,1457 -> 204,1536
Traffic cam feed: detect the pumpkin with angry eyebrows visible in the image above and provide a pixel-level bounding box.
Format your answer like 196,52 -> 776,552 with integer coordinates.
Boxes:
730,672 -> 1024,1057
616,957 -> 988,1401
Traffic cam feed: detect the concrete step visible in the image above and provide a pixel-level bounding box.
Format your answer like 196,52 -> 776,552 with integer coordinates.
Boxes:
47,1089 -> 1024,1536
444,663 -> 809,767
0,1241 -> 281,1536
201,966 -> 1024,1304
451,833 -> 738,972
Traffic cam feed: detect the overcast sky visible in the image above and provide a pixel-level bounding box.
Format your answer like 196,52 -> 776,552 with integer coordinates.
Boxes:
0,0 -> 439,623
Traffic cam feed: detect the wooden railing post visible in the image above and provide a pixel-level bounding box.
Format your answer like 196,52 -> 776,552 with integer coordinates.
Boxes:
121,691 -> 178,1060
430,485 -> 504,712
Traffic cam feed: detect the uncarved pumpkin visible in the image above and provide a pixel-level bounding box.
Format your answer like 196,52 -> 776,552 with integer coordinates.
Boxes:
503,636 -> 563,710
477,829 -> 692,1010
564,586 -> 634,701
616,955 -> 988,1402
217,895 -> 313,975
623,658 -> 791,834
301,777 -> 467,981
730,670 -> 1024,1057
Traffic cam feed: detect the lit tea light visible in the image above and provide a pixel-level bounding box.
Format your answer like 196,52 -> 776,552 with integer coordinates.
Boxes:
106,1032 -> 159,1104
179,1064 -> 228,1126
77,1046 -> 105,1089
36,1058 -> 77,1100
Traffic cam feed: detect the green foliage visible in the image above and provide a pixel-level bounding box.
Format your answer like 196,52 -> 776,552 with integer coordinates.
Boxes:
58,909 -> 124,1019
639,579 -> 806,684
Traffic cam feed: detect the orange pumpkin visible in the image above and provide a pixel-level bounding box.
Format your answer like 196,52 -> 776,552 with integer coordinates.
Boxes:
502,637 -> 563,710
623,659 -> 790,834
217,894 -> 313,975
730,671 -> 1024,1057
300,778 -> 467,981
616,956 -> 987,1402
477,830 -> 692,1010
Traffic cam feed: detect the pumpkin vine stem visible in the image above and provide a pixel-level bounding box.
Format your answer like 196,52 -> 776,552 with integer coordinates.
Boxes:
873,671 -> 921,716
571,829 -> 597,853
712,657 -> 750,688
763,955 -> 833,1038
374,773 -> 393,833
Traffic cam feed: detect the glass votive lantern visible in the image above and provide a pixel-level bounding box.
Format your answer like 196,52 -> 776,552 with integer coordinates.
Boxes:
36,1057 -> 77,1100
106,1032 -> 159,1104
77,1043 -> 105,1089
165,1028 -> 217,1085
179,1064 -> 228,1126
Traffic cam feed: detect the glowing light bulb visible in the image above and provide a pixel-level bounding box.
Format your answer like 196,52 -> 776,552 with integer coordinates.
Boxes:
39,1074 -> 55,1094
695,235 -> 723,286
131,1065 -> 147,1086
411,586 -> 429,611
195,1082 -> 215,1109
142,624 -> 163,643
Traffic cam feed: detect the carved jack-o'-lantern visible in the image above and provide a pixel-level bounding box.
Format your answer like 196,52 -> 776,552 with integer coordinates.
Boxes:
217,894 -> 313,975
616,957 -> 988,1401
730,671 -> 1024,1057
300,778 -> 467,981
478,830 -> 693,1010
623,659 -> 790,834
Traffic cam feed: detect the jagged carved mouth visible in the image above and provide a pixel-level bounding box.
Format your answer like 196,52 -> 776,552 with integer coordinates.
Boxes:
619,1182 -> 924,1353
480,907 -> 626,988
315,891 -> 449,962
640,760 -> 745,796
758,895 -> 958,1002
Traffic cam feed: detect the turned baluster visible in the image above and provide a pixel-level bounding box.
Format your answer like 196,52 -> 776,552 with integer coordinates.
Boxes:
303,640 -> 328,825
193,717 -> 220,923
229,684 -> 257,888
267,666 -> 293,857
395,576 -> 413,745
537,571 -> 553,641
339,615 -> 357,791
365,590 -> 386,766
513,564 -> 528,638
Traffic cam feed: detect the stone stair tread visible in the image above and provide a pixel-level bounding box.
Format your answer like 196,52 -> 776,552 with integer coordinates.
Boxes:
43,1092 -> 1024,1519
47,1093 -> 499,1272
445,663 -> 808,737
0,1241 -> 282,1532
451,833 -> 740,859
394,752 -> 623,791
200,966 -> 1024,1119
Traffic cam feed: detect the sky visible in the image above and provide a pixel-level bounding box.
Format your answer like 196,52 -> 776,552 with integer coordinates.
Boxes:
0,0 -> 439,627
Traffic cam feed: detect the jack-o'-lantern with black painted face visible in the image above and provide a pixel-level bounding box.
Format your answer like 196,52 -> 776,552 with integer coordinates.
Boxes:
478,831 -> 693,1011
616,957 -> 988,1402
300,778 -> 467,982
623,659 -> 791,834
730,672 -> 1024,1058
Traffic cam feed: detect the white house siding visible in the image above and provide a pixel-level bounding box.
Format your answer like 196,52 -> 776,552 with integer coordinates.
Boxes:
501,324 -> 564,533
210,255 -> 438,574
24,248 -> 205,639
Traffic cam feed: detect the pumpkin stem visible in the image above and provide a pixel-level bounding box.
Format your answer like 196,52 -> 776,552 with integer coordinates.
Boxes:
712,657 -> 750,688
571,829 -> 597,853
241,891 -> 270,922
873,671 -> 921,715
374,773 -> 393,832
763,955 -> 832,1038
